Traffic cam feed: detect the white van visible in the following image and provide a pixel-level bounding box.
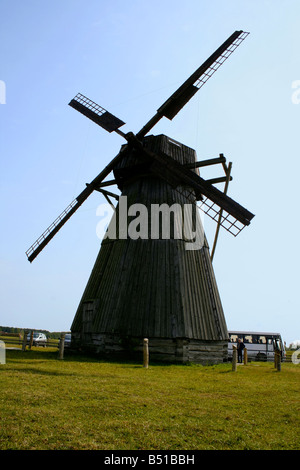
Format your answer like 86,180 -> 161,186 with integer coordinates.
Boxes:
228,331 -> 285,362
27,332 -> 47,347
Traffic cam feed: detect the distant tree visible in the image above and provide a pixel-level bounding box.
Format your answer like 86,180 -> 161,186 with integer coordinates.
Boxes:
289,340 -> 300,350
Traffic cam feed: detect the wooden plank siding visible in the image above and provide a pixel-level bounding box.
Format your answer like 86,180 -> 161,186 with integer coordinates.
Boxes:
71,135 -> 228,363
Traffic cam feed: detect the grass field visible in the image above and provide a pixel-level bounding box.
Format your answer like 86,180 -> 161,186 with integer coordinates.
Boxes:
0,349 -> 299,450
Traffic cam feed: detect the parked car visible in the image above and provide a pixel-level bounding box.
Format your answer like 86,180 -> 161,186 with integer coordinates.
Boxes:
27,332 -> 47,347
58,333 -> 71,348
64,333 -> 71,348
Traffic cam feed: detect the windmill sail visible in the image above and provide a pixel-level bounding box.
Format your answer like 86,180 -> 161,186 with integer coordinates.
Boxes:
69,93 -> 125,132
25,145 -> 130,262
137,30 -> 249,138
25,190 -> 91,263
127,134 -> 254,230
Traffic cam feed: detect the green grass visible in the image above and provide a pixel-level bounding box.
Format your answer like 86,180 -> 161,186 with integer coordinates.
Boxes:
0,349 -> 299,450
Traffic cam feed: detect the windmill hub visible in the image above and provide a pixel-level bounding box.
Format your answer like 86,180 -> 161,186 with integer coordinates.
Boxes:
110,134 -> 205,248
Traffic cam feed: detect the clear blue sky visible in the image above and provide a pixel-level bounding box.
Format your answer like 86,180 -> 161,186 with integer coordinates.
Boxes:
0,0 -> 299,346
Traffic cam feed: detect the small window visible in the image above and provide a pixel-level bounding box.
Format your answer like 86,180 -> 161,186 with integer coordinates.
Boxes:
168,138 -> 181,148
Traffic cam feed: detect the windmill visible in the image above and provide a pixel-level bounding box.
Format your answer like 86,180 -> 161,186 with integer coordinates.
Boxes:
26,30 -> 254,363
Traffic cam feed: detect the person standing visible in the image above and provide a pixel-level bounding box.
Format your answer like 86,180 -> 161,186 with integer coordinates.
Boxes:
237,338 -> 245,363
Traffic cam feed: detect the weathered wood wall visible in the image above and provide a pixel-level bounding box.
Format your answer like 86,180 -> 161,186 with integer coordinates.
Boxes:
71,332 -> 228,364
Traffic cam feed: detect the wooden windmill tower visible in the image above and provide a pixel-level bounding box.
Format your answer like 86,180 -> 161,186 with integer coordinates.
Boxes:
26,30 -> 254,363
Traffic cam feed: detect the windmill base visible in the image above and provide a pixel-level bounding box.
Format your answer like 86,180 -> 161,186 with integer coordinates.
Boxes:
70,333 -> 228,364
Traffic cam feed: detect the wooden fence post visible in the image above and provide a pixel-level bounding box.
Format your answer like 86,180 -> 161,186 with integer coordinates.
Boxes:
243,347 -> 248,365
59,333 -> 65,360
143,338 -> 149,368
22,330 -> 28,352
232,345 -> 237,371
0,340 -> 5,364
276,350 -> 281,372
274,349 -> 278,369
29,330 -> 34,350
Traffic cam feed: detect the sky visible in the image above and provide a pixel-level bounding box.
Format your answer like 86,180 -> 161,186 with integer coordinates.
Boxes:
0,0 -> 299,347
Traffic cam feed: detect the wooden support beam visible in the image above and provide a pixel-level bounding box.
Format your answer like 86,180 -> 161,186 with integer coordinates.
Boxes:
183,155 -> 226,169
94,187 -> 119,200
207,176 -> 233,185
210,162 -> 233,261
100,191 -> 117,209
98,179 -> 117,187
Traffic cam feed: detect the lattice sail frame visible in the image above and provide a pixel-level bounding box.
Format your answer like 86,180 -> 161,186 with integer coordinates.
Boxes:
25,199 -> 78,260
72,93 -> 107,115
193,31 -> 249,91
198,198 -> 246,236
172,151 -> 248,237
69,93 -> 125,132
173,185 -> 246,237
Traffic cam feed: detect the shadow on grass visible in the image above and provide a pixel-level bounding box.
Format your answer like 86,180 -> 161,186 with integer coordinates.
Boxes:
5,348 -> 149,371
5,348 -> 235,372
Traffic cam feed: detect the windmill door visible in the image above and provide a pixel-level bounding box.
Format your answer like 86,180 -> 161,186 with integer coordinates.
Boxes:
82,301 -> 96,337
